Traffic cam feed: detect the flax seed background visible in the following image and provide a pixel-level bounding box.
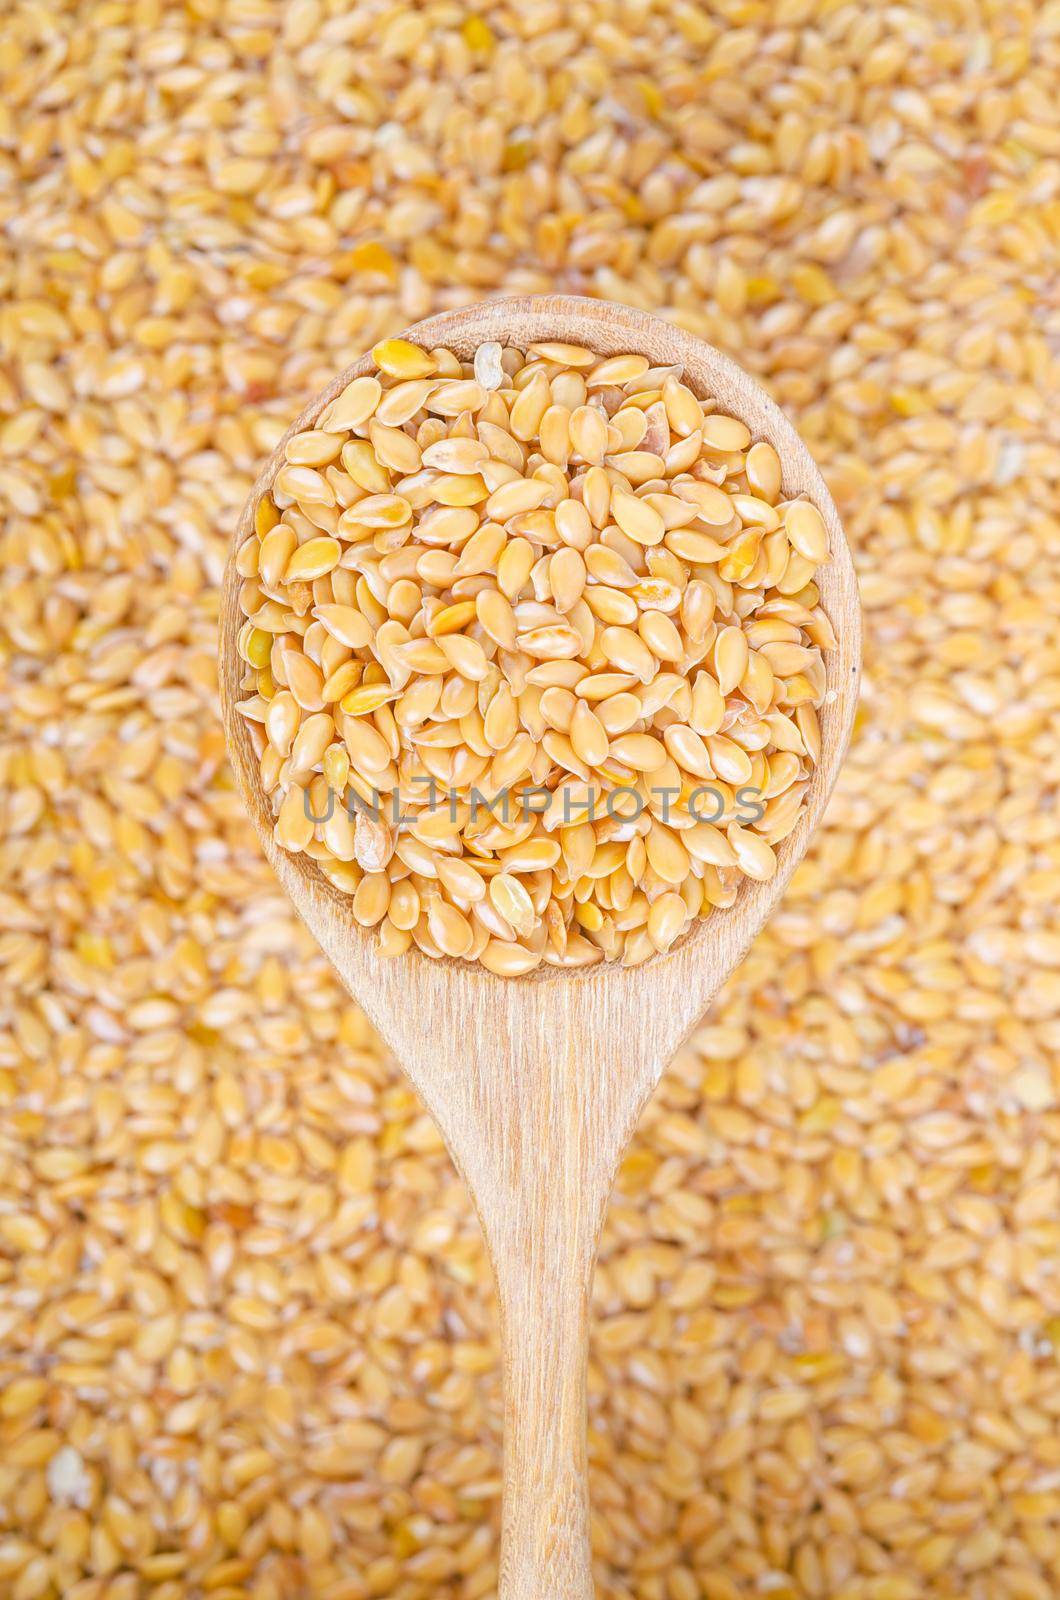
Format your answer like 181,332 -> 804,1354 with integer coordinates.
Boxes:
2,2 -> 1060,1597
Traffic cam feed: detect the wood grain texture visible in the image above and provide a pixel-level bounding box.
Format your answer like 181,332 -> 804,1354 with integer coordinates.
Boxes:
219,296 -> 862,1599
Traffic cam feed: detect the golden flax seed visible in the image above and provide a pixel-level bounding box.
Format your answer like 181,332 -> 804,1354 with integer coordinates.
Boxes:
4,0 -> 1058,1592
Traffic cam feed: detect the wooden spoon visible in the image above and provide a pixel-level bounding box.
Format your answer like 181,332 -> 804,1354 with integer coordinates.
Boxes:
219,296 -> 861,1600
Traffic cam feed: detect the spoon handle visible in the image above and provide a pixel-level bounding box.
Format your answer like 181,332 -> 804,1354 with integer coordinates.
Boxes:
353,983 -> 684,1600
493,1207 -> 597,1600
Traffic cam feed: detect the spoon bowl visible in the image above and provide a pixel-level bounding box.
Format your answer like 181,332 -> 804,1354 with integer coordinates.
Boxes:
220,295 -> 861,1600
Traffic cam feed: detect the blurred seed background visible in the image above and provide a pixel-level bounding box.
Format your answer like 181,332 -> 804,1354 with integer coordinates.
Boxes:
2,1 -> 1060,1597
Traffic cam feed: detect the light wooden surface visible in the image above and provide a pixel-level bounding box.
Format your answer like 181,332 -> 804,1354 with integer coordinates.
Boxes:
219,296 -> 862,1599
